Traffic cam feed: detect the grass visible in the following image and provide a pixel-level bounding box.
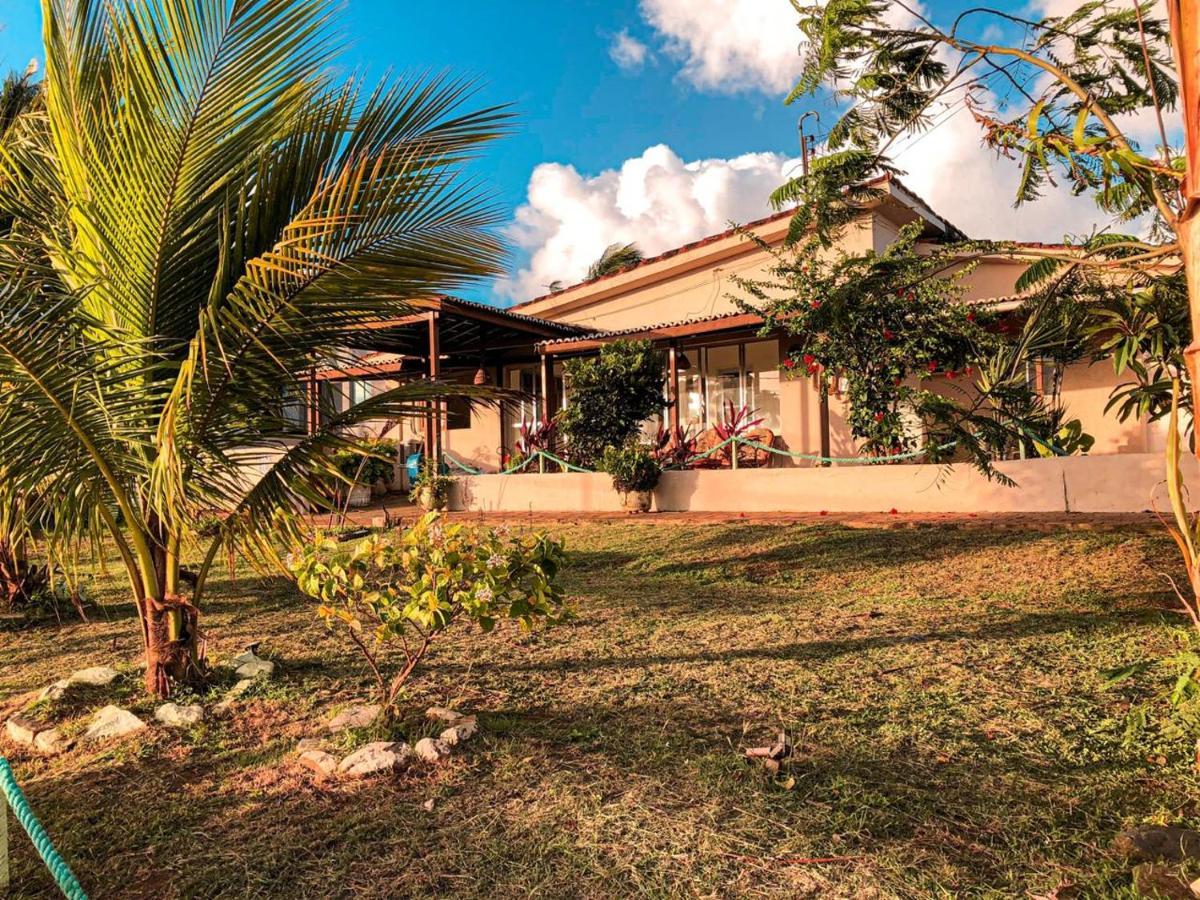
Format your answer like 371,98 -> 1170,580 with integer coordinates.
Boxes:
1,519 -> 1198,898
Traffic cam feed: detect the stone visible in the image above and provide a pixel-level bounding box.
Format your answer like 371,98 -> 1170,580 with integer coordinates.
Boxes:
326,704 -> 381,732
337,741 -> 411,778
5,716 -> 39,746
1132,863 -> 1195,900
296,737 -> 328,753
37,680 -> 71,703
68,666 -> 120,687
414,736 -> 451,763
425,706 -> 465,724
439,715 -> 478,747
154,703 -> 205,727
234,657 -> 274,680
84,705 -> 147,741
1113,825 -> 1200,864
422,798 -> 436,812
297,749 -> 339,778
33,728 -> 70,755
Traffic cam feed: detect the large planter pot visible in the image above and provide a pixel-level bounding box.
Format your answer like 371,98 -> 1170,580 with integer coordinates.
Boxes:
620,490 -> 652,513
347,484 -> 373,508
415,486 -> 447,512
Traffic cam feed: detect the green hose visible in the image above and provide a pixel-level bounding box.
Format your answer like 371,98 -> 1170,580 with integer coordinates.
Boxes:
0,757 -> 87,899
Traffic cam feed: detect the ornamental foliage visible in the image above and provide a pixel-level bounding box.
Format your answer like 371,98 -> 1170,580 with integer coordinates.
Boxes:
559,340 -> 665,467
290,513 -> 569,718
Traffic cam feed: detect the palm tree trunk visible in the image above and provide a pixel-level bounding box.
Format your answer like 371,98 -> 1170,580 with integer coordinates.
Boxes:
138,519 -> 204,697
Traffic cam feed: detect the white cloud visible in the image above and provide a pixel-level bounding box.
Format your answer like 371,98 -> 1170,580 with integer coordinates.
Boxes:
609,30 -> 651,72
638,0 -> 926,94
886,98 -> 1123,242
496,144 -> 799,303
638,0 -> 804,94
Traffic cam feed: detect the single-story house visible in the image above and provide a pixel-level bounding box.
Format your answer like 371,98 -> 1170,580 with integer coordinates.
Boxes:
303,175 -> 1184,514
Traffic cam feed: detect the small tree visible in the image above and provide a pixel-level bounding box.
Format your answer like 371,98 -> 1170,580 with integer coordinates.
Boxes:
558,340 -> 665,468
290,514 -> 568,722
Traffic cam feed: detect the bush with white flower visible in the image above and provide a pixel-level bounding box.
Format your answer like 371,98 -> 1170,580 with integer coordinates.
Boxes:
289,512 -> 569,721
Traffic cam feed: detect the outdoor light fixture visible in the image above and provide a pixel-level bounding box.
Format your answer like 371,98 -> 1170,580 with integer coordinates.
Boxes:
676,351 -> 692,371
473,364 -> 490,385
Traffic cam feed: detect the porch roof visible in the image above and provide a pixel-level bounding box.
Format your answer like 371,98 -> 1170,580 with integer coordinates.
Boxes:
535,310 -> 767,355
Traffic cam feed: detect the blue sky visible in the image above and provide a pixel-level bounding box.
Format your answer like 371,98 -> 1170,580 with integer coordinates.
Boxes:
0,1 -> 1169,305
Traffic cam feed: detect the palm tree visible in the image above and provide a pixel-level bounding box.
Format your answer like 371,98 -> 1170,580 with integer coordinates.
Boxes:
0,0 -> 510,696
587,242 -> 644,280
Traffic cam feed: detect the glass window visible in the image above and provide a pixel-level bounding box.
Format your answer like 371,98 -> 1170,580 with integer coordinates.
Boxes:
349,380 -> 374,407
744,340 -> 781,431
704,345 -> 742,426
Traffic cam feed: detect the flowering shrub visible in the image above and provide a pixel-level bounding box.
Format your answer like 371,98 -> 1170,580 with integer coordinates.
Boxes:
289,513 -> 569,719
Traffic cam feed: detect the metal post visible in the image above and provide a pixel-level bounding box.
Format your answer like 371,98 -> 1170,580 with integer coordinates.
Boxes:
668,344 -> 681,442
539,352 -> 552,473
426,312 -> 441,465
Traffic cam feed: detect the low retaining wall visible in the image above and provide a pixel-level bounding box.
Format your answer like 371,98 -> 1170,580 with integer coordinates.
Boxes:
451,452 -> 1195,514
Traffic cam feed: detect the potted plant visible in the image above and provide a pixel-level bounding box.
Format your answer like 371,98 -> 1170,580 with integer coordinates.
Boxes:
361,438 -> 398,496
601,443 -> 661,513
411,460 -> 453,511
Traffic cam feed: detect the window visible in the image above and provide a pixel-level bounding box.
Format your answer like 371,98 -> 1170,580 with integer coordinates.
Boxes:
350,380 -> 374,407
446,395 -> 471,430
504,364 -> 565,448
677,340 -> 782,431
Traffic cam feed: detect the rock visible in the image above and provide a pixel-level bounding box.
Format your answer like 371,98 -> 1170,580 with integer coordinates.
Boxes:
326,704 -> 381,732
337,741 -> 411,778
1132,863 -> 1195,899
33,728 -> 70,755
414,736 -> 451,763
439,715 -> 478,747
84,705 -> 146,741
5,716 -> 39,746
296,737 -> 328,753
68,666 -> 120,687
425,706 -> 465,724
1113,825 -> 1200,864
214,679 -> 256,714
37,680 -> 71,703
297,749 -> 339,778
422,798 -> 436,812
234,657 -> 274,680
154,703 -> 205,727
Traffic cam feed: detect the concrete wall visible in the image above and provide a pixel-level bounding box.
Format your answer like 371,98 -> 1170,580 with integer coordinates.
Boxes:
451,453 -> 1194,515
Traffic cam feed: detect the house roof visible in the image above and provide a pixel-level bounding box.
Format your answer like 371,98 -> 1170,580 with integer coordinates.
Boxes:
509,174 -> 967,312
537,310 -> 766,354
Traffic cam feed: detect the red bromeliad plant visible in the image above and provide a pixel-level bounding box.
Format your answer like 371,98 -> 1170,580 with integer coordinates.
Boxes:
653,422 -> 699,468
713,401 -> 764,443
516,417 -> 557,458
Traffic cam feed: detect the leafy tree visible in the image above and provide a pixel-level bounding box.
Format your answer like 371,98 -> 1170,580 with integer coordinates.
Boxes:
0,0 -> 508,696
559,340 -> 665,467
587,241 -> 645,279
750,0 -> 1190,471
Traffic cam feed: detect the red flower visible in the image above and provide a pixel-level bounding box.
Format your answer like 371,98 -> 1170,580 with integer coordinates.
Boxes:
783,358 -> 796,370
883,328 -> 895,341
893,377 -> 902,386
874,411 -> 885,422
966,311 -> 976,323
889,508 -> 899,515
926,360 -> 938,373
810,298 -> 822,309
906,291 -> 915,301
946,369 -> 957,380
803,354 -> 815,365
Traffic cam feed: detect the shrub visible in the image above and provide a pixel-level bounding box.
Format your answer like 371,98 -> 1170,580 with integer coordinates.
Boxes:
559,340 -> 664,468
289,513 -> 569,720
601,443 -> 661,494
333,439 -> 397,487
411,459 -> 453,510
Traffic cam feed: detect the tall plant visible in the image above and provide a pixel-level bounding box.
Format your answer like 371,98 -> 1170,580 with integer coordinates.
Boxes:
558,340 -> 665,468
0,0 -> 508,696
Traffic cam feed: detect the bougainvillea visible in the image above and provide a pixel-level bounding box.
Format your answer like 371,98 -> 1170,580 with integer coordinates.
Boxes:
735,220 -> 999,456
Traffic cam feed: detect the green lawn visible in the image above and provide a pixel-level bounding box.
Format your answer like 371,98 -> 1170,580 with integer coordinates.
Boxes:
1,521 -> 1197,898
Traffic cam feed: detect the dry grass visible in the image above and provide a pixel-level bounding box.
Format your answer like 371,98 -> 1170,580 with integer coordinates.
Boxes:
1,520 -> 1197,898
